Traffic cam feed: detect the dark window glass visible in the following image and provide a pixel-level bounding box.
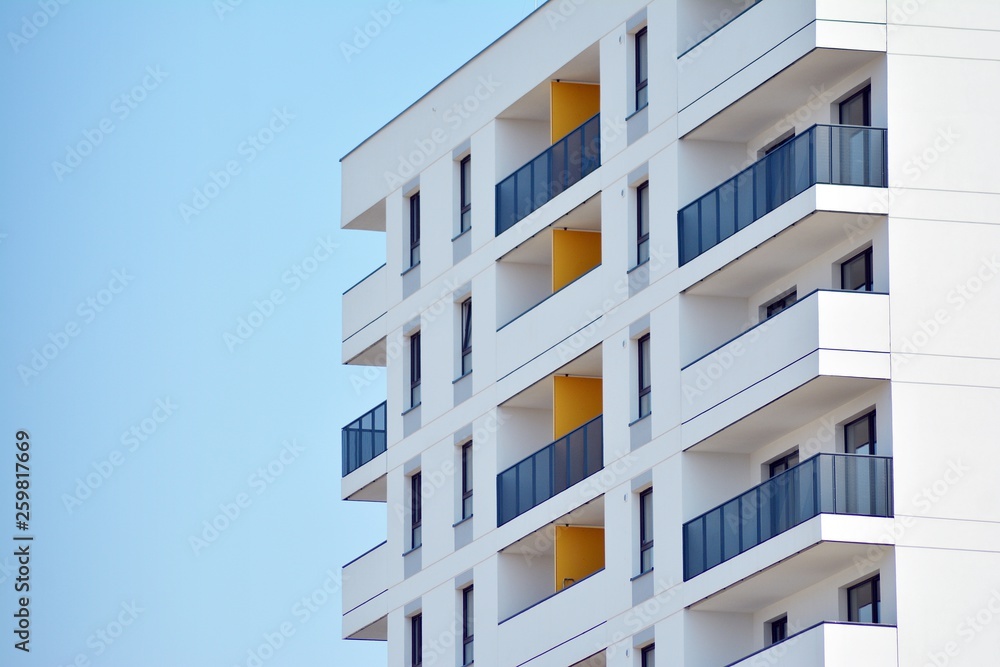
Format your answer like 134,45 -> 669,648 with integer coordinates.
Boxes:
842,248 -> 873,292
410,473 -> 422,549
411,614 -> 423,667
462,586 -> 474,665
769,451 -> 800,478
845,411 -> 876,455
637,181 -> 650,265
461,442 -> 473,520
839,86 -> 871,126
409,193 -> 421,267
639,488 -> 654,573
641,644 -> 655,667
765,291 -> 796,319
770,616 -> 788,644
410,332 -> 421,407
460,299 -> 472,376
635,27 -> 648,110
848,575 -> 881,623
460,156 -> 472,233
638,334 -> 651,419
764,132 -> 795,156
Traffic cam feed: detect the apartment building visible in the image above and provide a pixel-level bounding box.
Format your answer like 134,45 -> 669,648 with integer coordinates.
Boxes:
338,1 -> 1000,665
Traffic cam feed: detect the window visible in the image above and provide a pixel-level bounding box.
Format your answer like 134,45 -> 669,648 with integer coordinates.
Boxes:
635,27 -> 648,110
845,411 -> 876,455
639,488 -> 654,574
411,613 -> 423,667
636,181 -> 649,265
410,473 -> 422,549
410,332 -> 421,407
839,86 -> 871,126
460,298 -> 472,376
462,586 -> 474,665
409,192 -> 421,267
841,248 -> 873,292
848,575 -> 881,623
638,334 -> 651,419
769,615 -> 788,645
764,290 -> 796,319
460,156 -> 472,233
641,644 -> 655,667
768,450 -> 800,478
461,442 -> 473,520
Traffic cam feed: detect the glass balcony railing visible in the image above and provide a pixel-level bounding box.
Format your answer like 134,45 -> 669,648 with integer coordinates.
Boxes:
341,401 -> 387,477
497,415 -> 603,525
495,114 -> 601,236
683,453 -> 893,580
678,124 -> 887,265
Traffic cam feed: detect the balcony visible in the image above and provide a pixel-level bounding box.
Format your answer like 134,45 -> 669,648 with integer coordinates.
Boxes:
677,0 -> 885,137
496,114 -> 601,236
684,453 -> 892,580
341,540 -> 388,640
497,415 -> 603,526
680,290 -> 889,446
726,621 -> 898,667
341,263 -> 387,365
679,125 -> 886,265
342,401 -> 386,476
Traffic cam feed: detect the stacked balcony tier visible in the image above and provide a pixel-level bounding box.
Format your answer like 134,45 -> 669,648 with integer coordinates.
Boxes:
684,453 -> 893,580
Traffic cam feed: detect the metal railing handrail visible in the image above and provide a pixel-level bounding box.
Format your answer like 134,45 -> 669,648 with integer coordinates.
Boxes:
678,124 -> 887,265
683,452 -> 893,579
495,113 -> 601,236
341,401 -> 388,477
496,414 -> 603,525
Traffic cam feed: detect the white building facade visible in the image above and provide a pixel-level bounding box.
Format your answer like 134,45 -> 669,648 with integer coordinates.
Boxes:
339,1 -> 1000,665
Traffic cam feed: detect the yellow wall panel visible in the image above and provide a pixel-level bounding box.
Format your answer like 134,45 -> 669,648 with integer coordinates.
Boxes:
550,81 -> 600,143
554,526 -> 605,591
553,376 -> 602,439
552,229 -> 601,292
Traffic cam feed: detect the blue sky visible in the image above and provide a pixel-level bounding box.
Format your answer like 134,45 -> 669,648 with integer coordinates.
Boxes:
0,1 -> 537,664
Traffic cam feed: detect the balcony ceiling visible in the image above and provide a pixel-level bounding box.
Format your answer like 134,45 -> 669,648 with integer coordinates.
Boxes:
501,496 -> 605,555
498,43 -> 600,122
501,194 -> 602,265
502,344 -> 603,410
691,540 -> 882,613
685,48 -> 881,143
347,614 -> 387,641
684,210 -> 884,298
688,376 -> 884,454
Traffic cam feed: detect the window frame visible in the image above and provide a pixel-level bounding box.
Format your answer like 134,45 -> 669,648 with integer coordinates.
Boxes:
636,181 -> 650,266
635,27 -> 648,111
409,192 -> 421,267
410,331 -> 421,408
461,441 -> 473,520
460,298 -> 473,376
462,585 -> 474,665
847,574 -> 881,623
410,472 -> 423,550
411,613 -> 423,667
839,85 -> 871,127
639,487 -> 654,574
768,450 -> 800,478
845,410 -> 876,455
841,247 -> 873,292
764,289 -> 797,319
641,643 -> 655,667
459,155 -> 472,234
769,615 -> 788,645
637,333 -> 651,419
